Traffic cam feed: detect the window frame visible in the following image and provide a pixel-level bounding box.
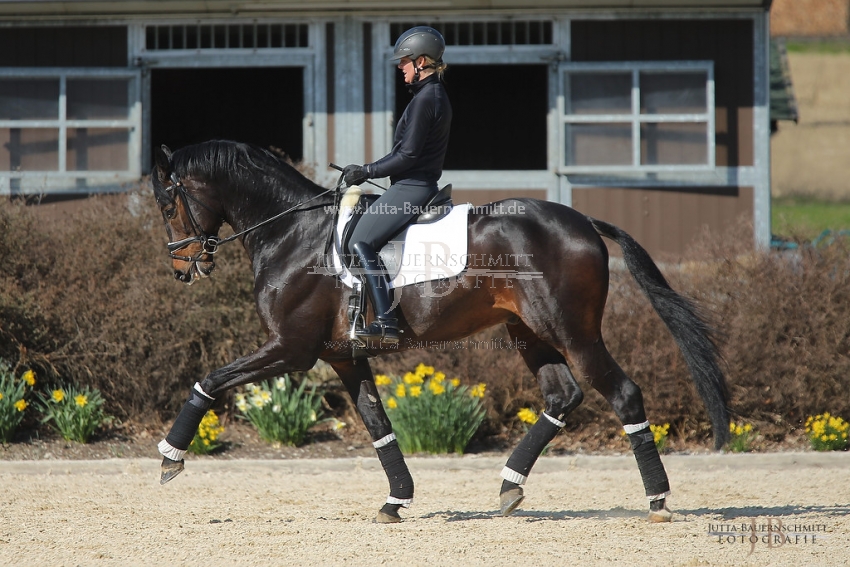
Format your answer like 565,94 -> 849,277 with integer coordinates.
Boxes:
0,67 -> 141,192
557,60 -> 715,174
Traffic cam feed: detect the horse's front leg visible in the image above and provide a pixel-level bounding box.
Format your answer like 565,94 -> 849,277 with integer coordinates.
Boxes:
331,359 -> 414,524
158,337 -> 316,484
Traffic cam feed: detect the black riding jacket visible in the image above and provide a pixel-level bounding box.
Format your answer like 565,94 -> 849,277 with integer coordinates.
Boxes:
365,74 -> 452,186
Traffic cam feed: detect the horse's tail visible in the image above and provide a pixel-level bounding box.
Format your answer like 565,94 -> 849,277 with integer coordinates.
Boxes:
589,216 -> 730,449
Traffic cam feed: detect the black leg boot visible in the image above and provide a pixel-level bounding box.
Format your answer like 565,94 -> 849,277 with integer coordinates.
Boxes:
352,241 -> 399,344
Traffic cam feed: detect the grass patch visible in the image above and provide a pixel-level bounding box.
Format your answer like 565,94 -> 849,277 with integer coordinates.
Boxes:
772,197 -> 850,241
785,40 -> 850,55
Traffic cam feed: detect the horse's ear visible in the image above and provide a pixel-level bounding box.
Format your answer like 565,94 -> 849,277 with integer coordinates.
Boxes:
155,145 -> 173,171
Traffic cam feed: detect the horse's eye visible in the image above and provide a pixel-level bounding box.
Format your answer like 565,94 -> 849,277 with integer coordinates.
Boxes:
164,205 -> 177,220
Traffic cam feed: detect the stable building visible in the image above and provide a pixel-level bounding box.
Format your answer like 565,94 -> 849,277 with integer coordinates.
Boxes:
0,0 -> 775,256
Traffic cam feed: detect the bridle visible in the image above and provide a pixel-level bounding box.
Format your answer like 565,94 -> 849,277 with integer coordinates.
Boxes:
161,171 -> 343,264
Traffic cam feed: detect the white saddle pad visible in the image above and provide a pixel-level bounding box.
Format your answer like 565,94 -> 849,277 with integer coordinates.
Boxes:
330,201 -> 471,289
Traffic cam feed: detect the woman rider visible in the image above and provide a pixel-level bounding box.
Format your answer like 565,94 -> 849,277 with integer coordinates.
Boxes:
342,26 -> 452,344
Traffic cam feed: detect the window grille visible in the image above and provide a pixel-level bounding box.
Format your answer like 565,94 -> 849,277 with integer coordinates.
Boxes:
390,21 -> 553,46
145,23 -> 309,51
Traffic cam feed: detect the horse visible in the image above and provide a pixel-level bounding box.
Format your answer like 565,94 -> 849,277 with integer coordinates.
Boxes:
150,140 -> 729,524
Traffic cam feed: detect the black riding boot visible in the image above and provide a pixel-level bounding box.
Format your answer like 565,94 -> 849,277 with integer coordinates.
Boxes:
351,241 -> 399,344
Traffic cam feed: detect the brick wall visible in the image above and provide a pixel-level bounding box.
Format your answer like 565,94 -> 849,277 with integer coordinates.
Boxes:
771,0 -> 850,37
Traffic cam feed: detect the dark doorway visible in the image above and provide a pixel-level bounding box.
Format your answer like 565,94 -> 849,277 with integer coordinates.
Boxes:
151,67 -> 303,161
394,64 -> 548,170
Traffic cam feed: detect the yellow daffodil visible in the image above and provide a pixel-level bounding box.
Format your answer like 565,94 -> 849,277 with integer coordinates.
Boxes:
414,363 -> 434,377
14,399 -> 27,412
410,386 -> 422,397
450,378 -> 461,387
395,384 -> 406,397
52,389 -> 65,403
74,394 -> 88,407
22,370 -> 35,387
517,408 -> 538,425
386,397 -> 398,409
470,383 -> 486,398
403,372 -> 423,385
428,380 -> 445,396
375,374 -> 392,386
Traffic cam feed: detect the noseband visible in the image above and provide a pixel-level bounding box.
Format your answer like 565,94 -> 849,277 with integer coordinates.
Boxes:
162,173 -> 222,263
161,171 -> 343,264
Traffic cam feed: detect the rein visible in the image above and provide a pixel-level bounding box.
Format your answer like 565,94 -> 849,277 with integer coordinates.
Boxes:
165,171 -> 344,262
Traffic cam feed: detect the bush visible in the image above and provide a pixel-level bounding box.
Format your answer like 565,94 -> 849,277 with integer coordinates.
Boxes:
37,384 -> 110,443
235,375 -> 323,446
376,364 -> 486,454
3,193 -> 850,451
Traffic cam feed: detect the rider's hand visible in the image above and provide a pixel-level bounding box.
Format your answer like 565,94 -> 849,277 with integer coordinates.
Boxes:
343,164 -> 368,186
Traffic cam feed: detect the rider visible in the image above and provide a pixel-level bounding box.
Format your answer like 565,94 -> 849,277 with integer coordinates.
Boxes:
343,26 -> 452,344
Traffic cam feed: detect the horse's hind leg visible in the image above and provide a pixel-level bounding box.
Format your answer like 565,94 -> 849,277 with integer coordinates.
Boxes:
570,340 -> 672,522
331,359 -> 413,524
499,323 -> 584,516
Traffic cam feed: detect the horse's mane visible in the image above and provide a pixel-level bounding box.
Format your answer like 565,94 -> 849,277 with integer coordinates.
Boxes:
171,140 -> 321,199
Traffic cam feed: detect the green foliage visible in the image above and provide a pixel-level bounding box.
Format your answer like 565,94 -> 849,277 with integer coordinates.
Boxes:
805,413 -> 849,451
37,384 -> 110,443
772,197 -> 850,241
727,421 -> 756,453
188,410 -> 225,455
0,362 -> 35,443
651,423 -> 671,453
376,364 -> 487,455
785,40 -> 850,54
236,375 -> 323,446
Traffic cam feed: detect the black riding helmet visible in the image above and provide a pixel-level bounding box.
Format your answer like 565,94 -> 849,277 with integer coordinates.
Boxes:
389,26 -> 446,63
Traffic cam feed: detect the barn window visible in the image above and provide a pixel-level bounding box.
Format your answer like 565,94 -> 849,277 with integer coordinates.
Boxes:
0,69 -> 141,193
558,61 -> 714,172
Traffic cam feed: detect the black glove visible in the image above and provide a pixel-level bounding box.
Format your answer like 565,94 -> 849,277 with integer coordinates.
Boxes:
343,164 -> 369,186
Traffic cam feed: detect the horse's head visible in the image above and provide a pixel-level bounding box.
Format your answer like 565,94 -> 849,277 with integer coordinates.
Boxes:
152,144 -> 222,284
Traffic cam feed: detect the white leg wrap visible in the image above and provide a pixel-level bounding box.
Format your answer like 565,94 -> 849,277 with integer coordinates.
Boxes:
623,420 -> 651,434
158,439 -> 186,461
542,412 -> 566,428
648,491 -> 671,502
372,432 -> 396,448
500,466 -> 527,485
193,382 -> 215,400
386,496 -> 413,508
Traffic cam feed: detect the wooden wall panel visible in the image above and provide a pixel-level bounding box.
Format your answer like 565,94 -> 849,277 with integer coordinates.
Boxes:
571,186 -> 754,258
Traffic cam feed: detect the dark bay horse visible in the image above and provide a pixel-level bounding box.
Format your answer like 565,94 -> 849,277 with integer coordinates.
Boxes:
151,140 -> 728,524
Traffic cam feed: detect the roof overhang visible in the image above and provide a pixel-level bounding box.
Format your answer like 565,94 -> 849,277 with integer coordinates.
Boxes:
0,0 -> 773,20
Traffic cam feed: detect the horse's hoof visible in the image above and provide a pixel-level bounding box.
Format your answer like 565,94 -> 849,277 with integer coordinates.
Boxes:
160,457 -> 185,485
647,506 -> 673,523
375,503 -> 403,524
499,485 -> 525,516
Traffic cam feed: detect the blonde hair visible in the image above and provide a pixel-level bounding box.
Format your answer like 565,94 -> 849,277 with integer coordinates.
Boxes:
422,56 -> 447,80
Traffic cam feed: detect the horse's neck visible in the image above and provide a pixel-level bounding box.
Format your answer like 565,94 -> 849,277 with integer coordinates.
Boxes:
220,178 -> 333,259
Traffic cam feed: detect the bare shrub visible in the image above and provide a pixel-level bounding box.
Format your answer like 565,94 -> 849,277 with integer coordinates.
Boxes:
3,196 -> 848,450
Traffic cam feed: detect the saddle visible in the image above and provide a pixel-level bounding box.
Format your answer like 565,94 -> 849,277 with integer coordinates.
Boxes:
339,184 -> 453,267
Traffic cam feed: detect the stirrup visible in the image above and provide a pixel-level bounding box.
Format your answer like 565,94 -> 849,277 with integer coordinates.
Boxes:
355,319 -> 400,344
